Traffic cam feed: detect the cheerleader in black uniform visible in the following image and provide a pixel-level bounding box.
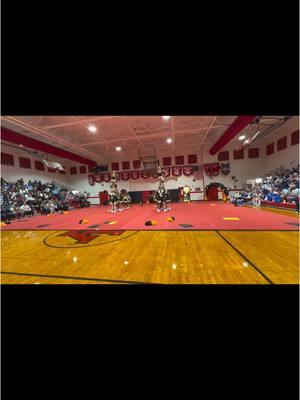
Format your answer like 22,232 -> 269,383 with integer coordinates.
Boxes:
154,166 -> 171,212
109,171 -> 121,213
120,189 -> 132,210
109,188 -> 119,213
124,191 -> 132,209
115,187 -> 123,212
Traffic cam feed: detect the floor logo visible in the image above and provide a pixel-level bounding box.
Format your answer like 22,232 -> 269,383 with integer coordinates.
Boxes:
43,230 -> 136,248
58,230 -> 124,244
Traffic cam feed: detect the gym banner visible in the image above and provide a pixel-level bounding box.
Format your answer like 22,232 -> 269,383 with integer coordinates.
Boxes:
94,174 -> 103,183
88,165 -> 198,183
162,167 -> 170,177
203,164 -> 212,176
120,171 -> 130,180
130,170 -> 140,180
211,162 -> 220,176
102,173 -> 111,182
141,170 -> 151,179
221,163 -> 230,175
172,166 -> 182,176
183,166 -> 193,176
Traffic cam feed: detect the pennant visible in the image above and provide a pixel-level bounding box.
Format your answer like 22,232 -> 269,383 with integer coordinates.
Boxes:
102,173 -> 111,182
172,166 -> 182,176
183,166 -> 193,176
141,170 -> 151,179
203,164 -> 212,176
162,167 -> 171,177
130,170 -> 140,180
94,174 -> 103,183
211,162 -> 220,176
120,171 -> 130,180
221,163 -> 230,175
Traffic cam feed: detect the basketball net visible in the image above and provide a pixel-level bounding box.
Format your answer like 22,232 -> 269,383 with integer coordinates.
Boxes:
143,160 -> 158,177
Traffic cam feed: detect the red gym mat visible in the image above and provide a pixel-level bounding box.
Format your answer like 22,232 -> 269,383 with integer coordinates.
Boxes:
1,202 -> 299,231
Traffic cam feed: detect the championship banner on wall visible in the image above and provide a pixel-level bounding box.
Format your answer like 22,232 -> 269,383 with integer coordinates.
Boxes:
221,163 -> 230,175
162,167 -> 170,177
94,174 -> 103,183
182,166 -> 193,176
172,166 -> 182,176
211,162 -> 220,176
130,170 -> 140,180
102,173 -> 111,182
88,164 -> 199,184
120,171 -> 130,180
203,164 -> 212,176
141,170 -> 150,179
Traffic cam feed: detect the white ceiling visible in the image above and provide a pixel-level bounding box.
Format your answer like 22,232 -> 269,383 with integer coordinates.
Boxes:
1,115 -> 297,164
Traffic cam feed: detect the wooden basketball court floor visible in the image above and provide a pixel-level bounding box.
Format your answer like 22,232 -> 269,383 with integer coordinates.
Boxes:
1,214 -> 299,284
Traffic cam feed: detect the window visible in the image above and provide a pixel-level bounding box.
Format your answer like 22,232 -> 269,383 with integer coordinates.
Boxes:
233,149 -> 244,160
277,136 -> 287,151
266,143 -> 274,155
163,157 -> 172,166
291,130 -> 299,146
19,157 -> 31,169
1,153 -> 14,166
218,151 -> 229,161
175,155 -> 184,165
122,161 -> 130,170
133,160 -> 141,169
188,154 -> 197,164
248,148 -> 259,158
35,160 -> 45,171
112,162 -> 119,171
48,167 -> 56,173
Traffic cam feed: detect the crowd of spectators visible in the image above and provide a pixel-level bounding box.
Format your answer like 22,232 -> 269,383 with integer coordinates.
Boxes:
229,166 -> 300,211
1,178 -> 90,221
254,166 -> 299,205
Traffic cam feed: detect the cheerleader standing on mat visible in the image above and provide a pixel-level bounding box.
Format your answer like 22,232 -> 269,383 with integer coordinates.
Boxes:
115,187 -> 123,212
125,191 -> 132,209
183,184 -> 191,203
154,166 -> 171,212
120,189 -> 132,210
109,171 -> 121,213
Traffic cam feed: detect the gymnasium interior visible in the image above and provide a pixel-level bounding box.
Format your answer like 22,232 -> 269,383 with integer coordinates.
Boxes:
1,115 -> 299,284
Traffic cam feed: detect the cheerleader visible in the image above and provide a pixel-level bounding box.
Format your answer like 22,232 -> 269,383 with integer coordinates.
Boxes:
108,188 -> 119,213
154,182 -> 170,212
115,188 -> 123,212
120,189 -> 132,210
183,184 -> 191,203
108,171 -> 121,213
124,192 -> 132,209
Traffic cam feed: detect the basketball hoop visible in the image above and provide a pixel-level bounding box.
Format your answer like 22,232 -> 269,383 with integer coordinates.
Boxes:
143,161 -> 159,177
139,148 -> 159,177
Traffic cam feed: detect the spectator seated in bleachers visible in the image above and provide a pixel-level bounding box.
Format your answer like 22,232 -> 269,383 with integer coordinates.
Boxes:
251,165 -> 299,211
19,203 -> 35,217
0,178 -> 88,221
